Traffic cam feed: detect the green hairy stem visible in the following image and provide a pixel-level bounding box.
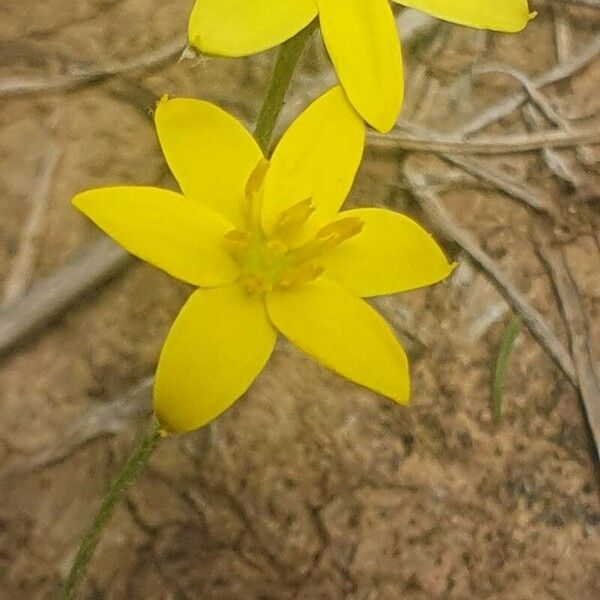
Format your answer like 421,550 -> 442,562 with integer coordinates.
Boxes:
60,21 -> 315,599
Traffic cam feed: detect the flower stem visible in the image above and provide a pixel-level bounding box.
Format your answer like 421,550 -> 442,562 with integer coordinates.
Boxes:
254,19 -> 317,154
60,418 -> 162,599
61,24 -> 317,598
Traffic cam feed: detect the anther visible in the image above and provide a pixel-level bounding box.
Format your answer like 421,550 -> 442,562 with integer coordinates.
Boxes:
278,263 -> 323,289
244,158 -> 270,226
224,229 -> 251,259
243,275 -> 272,295
245,159 -> 270,199
316,217 -> 364,249
272,198 -> 315,241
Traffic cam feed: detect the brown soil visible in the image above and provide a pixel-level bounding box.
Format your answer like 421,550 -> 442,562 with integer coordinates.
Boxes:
1,1 -> 599,598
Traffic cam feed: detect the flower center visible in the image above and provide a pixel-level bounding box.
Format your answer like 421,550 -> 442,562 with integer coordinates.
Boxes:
225,163 -> 363,295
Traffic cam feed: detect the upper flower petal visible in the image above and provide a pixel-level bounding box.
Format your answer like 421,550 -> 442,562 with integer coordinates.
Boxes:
393,0 -> 532,32
154,285 -> 277,432
261,86 -> 365,238
155,96 -> 263,227
188,0 -> 318,56
318,0 -> 403,133
321,208 -> 454,297
266,278 -> 409,404
73,186 -> 239,287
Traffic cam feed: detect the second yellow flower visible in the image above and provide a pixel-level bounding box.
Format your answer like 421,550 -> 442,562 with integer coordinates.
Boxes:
188,0 -> 533,132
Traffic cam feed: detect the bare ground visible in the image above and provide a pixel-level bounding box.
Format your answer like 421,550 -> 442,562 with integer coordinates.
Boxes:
0,1 -> 599,598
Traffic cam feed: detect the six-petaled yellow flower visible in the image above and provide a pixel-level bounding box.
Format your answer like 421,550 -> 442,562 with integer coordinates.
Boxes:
188,0 -> 533,133
73,87 -> 453,433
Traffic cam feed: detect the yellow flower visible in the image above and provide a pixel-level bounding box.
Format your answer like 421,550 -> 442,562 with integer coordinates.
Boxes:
73,87 -> 453,433
188,1 -> 533,133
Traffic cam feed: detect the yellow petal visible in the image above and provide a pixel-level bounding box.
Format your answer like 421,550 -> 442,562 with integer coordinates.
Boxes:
154,285 -> 277,432
73,186 -> 239,287
155,96 -> 263,227
189,0 -> 317,56
321,208 -> 454,297
267,278 -> 409,403
317,0 -> 403,133
393,0 -> 532,32
261,87 -> 365,238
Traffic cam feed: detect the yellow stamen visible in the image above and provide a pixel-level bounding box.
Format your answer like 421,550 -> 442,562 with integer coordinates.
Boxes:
317,217 -> 364,247
230,172 -> 364,294
244,158 -> 269,226
225,229 -> 250,243
278,263 -> 324,289
271,198 -> 315,242
245,158 -> 269,199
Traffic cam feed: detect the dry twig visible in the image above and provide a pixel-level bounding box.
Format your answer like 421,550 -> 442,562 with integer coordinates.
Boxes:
0,377 -> 153,479
477,62 -> 597,165
0,37 -> 186,97
373,121 -> 551,214
552,3 -> 574,64
536,241 -> 600,459
403,161 -> 578,388
522,104 -> 582,188
3,142 -> 62,306
0,238 -> 132,357
563,0 -> 600,7
369,125 -> 600,155
461,33 -> 600,136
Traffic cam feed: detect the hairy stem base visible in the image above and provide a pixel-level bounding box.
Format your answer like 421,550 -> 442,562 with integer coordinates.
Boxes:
60,418 -> 162,599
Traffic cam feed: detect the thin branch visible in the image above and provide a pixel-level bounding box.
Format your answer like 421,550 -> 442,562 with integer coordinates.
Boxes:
374,39 -> 600,215
3,142 -> 62,305
460,32 -> 600,136
476,62 -> 597,163
374,121 -> 551,214
403,161 -> 578,388
552,3 -> 574,64
522,105 -> 582,188
0,237 -> 132,358
439,153 -> 550,214
562,0 -> 600,7
537,242 -> 600,459
0,377 -> 153,480
369,125 -> 600,155
0,37 -> 186,98
474,64 -> 569,130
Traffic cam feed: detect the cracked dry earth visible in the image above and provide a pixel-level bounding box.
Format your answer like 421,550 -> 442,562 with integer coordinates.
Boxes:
1,0 -> 600,598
